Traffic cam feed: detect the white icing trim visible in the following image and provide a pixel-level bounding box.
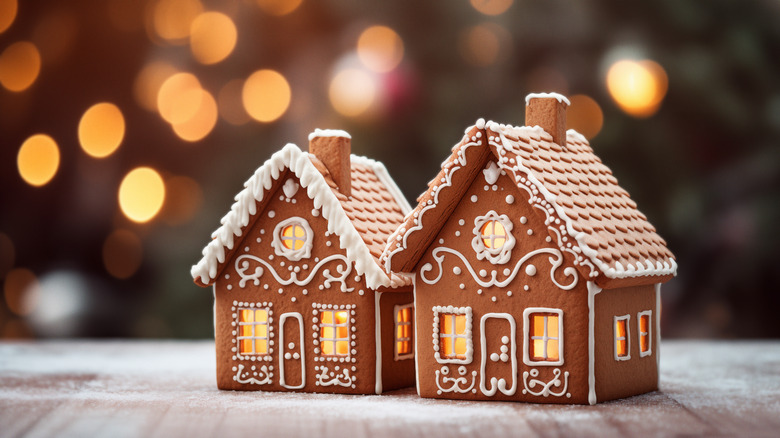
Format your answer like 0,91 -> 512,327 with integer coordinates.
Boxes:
375,291 -> 382,394
521,368 -> 570,398
525,92 -> 571,106
282,178 -> 299,198
279,312 -> 305,389
393,303 -> 414,361
471,211 -> 516,265
587,281 -> 602,405
232,364 -> 272,386
191,143 -> 395,290
314,364 -> 356,388
614,314 -> 631,361
352,155 -> 412,214
420,246 -> 578,290
308,128 -> 351,141
522,308 -> 564,367
271,217 -> 313,261
432,306 -> 473,364
479,313 -> 517,396
435,365 -> 477,395
483,161 -> 500,185
235,253 -> 354,292
638,310 -> 652,357
413,274 -> 421,396
655,283 -> 661,369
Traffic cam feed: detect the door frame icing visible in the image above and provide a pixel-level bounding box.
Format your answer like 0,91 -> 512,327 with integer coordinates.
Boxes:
279,312 -> 306,389
479,312 -> 518,396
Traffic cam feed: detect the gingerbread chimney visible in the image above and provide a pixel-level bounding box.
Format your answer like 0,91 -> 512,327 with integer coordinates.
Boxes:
308,129 -> 352,197
525,92 -> 570,147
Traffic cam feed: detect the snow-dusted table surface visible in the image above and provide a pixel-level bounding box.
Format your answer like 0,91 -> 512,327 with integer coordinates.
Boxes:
1,341 -> 778,438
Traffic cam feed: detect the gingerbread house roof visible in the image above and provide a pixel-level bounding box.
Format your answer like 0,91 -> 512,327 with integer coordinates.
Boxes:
382,118 -> 676,289
191,142 -> 412,290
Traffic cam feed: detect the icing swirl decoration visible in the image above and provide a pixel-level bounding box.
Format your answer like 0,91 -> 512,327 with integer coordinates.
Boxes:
235,253 -> 354,292
421,246 -> 578,290
521,368 -> 570,398
232,364 -> 273,385
435,366 -> 478,395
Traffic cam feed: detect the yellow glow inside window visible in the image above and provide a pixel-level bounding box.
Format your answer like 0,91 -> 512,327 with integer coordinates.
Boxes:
395,306 -> 413,356
639,314 -> 650,353
481,220 -> 506,249
320,310 -> 350,357
441,314 -> 468,359
616,319 -> 628,357
529,314 -> 560,361
281,224 -> 306,250
238,308 -> 269,355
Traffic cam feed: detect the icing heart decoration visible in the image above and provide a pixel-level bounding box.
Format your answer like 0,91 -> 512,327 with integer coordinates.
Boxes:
483,161 -> 500,185
283,178 -> 299,198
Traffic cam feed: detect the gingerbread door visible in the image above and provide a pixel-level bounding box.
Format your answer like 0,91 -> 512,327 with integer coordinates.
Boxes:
479,313 -> 517,397
279,312 -> 305,389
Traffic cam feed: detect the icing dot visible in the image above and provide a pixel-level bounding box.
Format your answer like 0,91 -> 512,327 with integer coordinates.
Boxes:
546,236 -> 552,243
260,229 -> 265,234
471,195 -> 478,203
491,296 -> 497,302
458,219 -> 465,226
520,216 -> 527,224
492,185 -> 498,191
291,297 -> 296,302
227,285 -> 232,290
503,268 -> 510,276
479,269 -> 487,277
279,195 -> 285,201
507,291 -> 512,296
453,267 -> 461,275
256,238 -> 261,243
224,274 -> 230,279
244,246 -> 250,252
439,238 -> 444,244
484,185 -> 489,191
326,241 -> 332,246
524,285 -> 530,291
358,289 -> 364,295
477,289 -> 483,294
268,210 -> 275,218
455,231 -> 461,237
459,284 -> 465,290
525,265 -> 537,276
506,195 -> 514,204
302,289 -> 308,295
527,229 -> 533,236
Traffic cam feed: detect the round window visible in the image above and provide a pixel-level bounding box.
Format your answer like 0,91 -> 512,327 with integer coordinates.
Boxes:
272,217 -> 313,261
472,211 -> 515,264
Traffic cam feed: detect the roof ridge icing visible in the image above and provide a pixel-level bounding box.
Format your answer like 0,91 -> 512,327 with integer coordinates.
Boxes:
191,143 -> 394,289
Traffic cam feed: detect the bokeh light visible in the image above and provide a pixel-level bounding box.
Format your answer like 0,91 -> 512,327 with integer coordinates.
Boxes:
469,0 -> 513,16
3,268 -> 38,316
149,0 -> 204,44
242,69 -> 291,123
256,0 -> 303,16
189,12 -> 237,65
157,72 -> 203,124
78,102 -> 126,158
458,23 -> 510,67
134,61 -> 178,112
17,134 -> 60,187
0,41 -> 41,92
566,95 -> 604,140
103,229 -> 143,279
0,0 -> 17,33
161,176 -> 204,225
218,79 -> 251,125
329,68 -> 377,117
171,88 -> 218,142
606,59 -> 668,118
357,26 -> 404,73
118,167 -> 166,223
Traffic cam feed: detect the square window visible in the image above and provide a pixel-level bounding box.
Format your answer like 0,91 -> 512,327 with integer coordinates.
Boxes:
523,308 -> 563,366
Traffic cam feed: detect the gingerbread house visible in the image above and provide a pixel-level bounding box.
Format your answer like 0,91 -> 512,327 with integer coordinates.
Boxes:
191,130 -> 415,394
381,93 -> 677,404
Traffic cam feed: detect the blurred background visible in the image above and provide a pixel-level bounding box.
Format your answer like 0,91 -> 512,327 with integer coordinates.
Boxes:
1,0 -> 779,339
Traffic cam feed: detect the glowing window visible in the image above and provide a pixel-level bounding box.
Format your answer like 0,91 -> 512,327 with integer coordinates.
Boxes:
638,311 -> 652,357
440,314 -> 469,360
281,223 -> 306,250
237,308 -> 269,355
480,220 -> 507,249
529,313 -> 560,361
394,304 -> 414,360
320,310 -> 350,357
615,315 -> 631,360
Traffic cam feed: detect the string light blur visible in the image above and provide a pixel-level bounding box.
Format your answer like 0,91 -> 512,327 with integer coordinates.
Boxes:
329,68 -> 377,118
0,41 -> 41,92
171,88 -> 218,142
566,95 -> 604,140
357,26 -> 404,73
3,268 -> 38,316
255,0 -> 303,16
0,0 -> 18,34
189,12 -> 237,65
242,69 -> 291,123
17,134 -> 60,187
134,62 -> 178,112
157,72 -> 203,124
606,59 -> 668,118
469,0 -> 514,16
118,167 -> 166,223
78,103 -> 126,158
149,0 -> 204,44
103,230 -> 143,279
459,23 -> 510,67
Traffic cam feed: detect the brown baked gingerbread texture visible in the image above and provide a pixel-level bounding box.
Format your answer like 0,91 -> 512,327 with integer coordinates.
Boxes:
191,130 -> 415,394
382,92 -> 676,404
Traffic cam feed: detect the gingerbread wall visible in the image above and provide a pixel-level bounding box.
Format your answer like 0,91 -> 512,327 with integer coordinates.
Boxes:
212,173 -> 390,394
413,160 -> 591,404
593,283 -> 658,402
377,289 -> 416,392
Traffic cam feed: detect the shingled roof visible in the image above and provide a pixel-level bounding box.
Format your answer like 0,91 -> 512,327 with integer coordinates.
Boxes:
191,141 -> 412,290
382,116 -> 676,289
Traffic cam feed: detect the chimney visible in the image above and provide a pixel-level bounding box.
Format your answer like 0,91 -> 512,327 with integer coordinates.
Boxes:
525,92 -> 570,147
308,129 -> 352,197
